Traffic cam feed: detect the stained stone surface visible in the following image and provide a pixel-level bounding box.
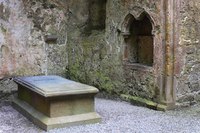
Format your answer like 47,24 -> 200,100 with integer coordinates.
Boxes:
0,0 -> 68,79
13,75 -> 101,130
13,97 -> 101,131
1,0 -> 200,107
14,75 -> 99,97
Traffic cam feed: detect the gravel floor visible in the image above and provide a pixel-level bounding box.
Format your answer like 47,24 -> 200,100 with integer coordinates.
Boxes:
1,98 -> 200,133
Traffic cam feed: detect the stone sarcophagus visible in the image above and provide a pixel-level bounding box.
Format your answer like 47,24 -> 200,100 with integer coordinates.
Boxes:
12,75 -> 101,131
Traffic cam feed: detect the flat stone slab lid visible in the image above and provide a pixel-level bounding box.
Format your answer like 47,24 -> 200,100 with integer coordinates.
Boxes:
14,75 -> 99,97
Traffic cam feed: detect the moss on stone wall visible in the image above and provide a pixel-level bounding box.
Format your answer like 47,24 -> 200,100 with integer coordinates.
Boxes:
66,0 -> 161,102
2,0 -> 200,107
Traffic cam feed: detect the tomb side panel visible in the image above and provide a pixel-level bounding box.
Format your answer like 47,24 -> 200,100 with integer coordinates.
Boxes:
18,85 -> 50,117
49,94 -> 95,117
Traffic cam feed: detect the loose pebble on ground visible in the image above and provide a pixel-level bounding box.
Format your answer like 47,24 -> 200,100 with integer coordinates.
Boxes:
0,98 -> 200,133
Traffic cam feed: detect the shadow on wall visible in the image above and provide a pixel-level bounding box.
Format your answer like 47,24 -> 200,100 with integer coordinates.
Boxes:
84,0 -> 107,35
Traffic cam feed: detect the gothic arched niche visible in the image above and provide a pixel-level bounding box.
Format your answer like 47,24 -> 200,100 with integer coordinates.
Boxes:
122,12 -> 154,66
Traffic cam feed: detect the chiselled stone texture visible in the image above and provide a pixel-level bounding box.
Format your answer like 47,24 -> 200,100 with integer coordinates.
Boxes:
1,0 -> 200,107
175,0 -> 200,106
0,78 -> 17,93
0,0 -> 68,79
13,75 -> 101,131
67,0 -> 163,102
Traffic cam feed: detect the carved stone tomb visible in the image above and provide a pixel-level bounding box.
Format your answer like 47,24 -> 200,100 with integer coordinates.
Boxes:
12,75 -> 101,131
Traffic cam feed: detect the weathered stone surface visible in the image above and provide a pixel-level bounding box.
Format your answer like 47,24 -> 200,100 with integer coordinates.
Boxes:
0,0 -> 68,79
0,78 -> 17,93
67,0 -> 163,103
14,75 -> 99,97
13,97 -> 101,131
13,75 -> 101,130
1,0 -> 200,107
174,0 -> 200,106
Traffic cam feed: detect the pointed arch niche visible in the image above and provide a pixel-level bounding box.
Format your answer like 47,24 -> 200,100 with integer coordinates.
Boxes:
122,12 -> 154,69
120,3 -> 177,109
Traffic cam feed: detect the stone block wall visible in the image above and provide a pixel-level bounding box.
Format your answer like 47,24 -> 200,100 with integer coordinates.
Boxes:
0,0 -> 68,93
67,0 -> 200,107
1,0 -> 200,107
67,0 -> 165,105
175,0 -> 200,106
0,0 -> 68,79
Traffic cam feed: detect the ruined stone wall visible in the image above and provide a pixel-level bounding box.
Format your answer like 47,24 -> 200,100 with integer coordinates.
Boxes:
106,0 -> 163,100
175,0 -> 200,105
1,0 -> 200,107
0,0 -> 68,79
67,0 -> 200,106
67,0 -> 164,101
67,0 -> 109,90
0,0 -> 68,92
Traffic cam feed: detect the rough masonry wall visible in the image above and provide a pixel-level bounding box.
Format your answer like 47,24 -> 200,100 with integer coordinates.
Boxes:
0,0 -> 41,78
0,0 -> 68,92
106,0 -> 163,101
1,0 -> 200,106
67,0 -> 164,101
176,0 -> 200,105
67,0 -> 109,90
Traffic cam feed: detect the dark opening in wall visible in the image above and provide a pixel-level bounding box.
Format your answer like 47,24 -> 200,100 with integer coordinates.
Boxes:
123,13 -> 153,66
88,0 -> 106,30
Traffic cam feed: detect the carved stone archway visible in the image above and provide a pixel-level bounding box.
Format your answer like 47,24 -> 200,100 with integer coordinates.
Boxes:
121,12 -> 154,67
120,2 -> 177,109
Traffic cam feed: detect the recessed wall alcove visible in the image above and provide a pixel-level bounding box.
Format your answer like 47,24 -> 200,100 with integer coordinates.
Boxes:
122,12 -> 154,69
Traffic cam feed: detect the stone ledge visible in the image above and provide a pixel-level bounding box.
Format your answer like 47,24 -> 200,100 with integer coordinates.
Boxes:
12,96 -> 101,131
120,94 -> 167,111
